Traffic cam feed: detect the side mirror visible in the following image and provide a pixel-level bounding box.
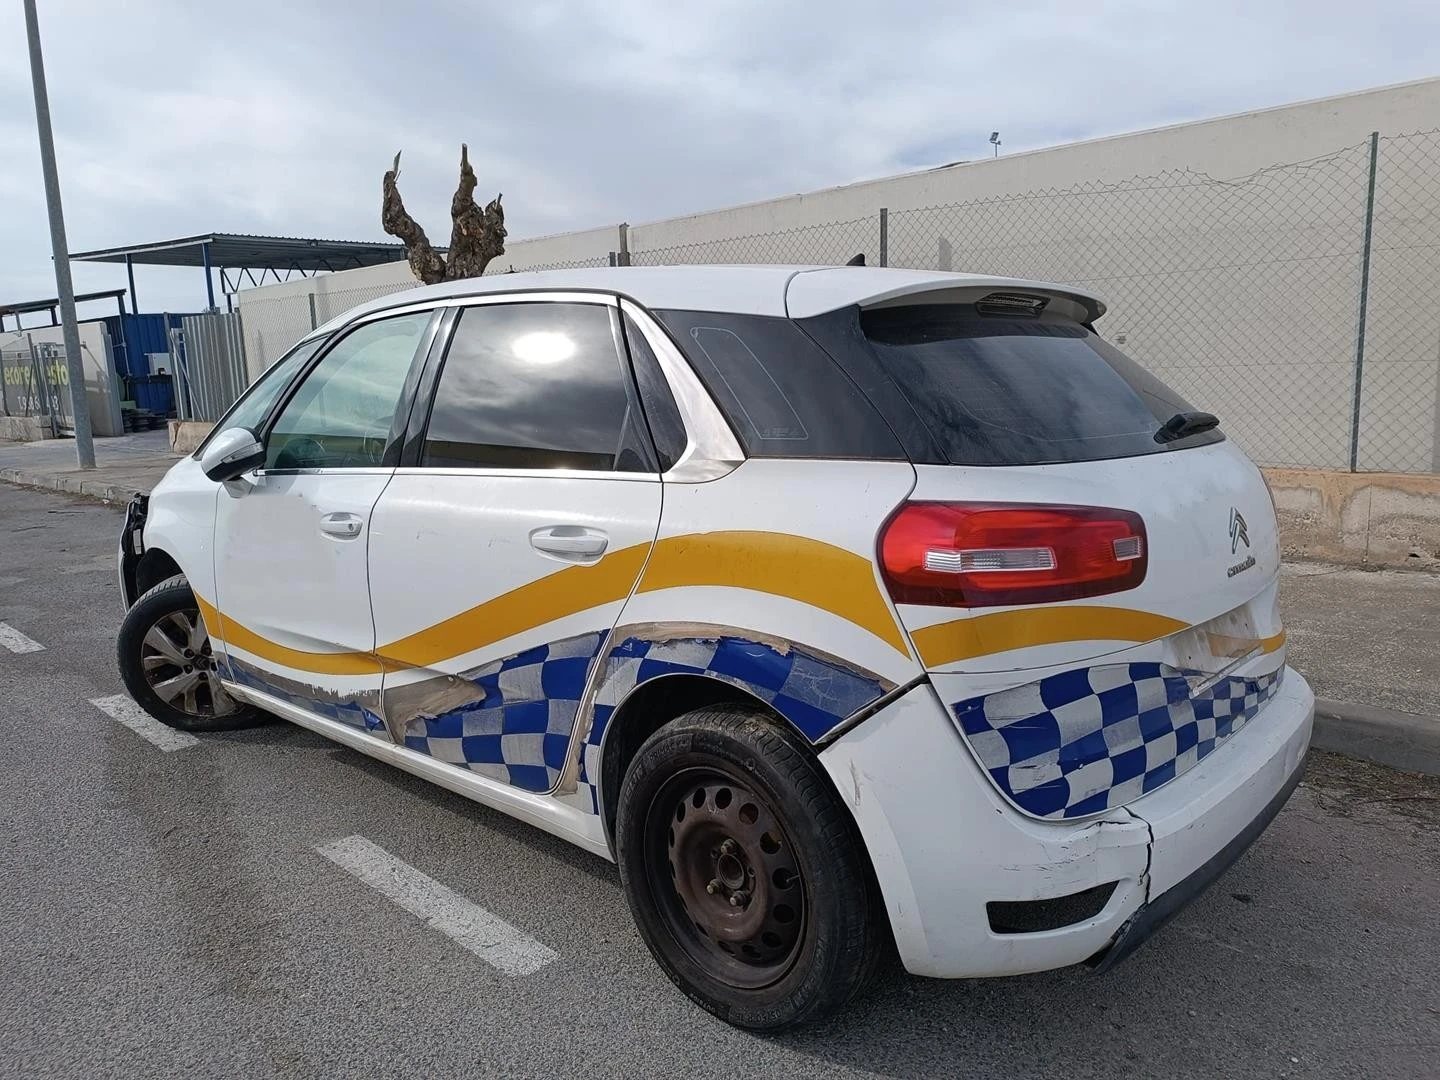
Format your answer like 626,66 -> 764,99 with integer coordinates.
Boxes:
199,427 -> 265,482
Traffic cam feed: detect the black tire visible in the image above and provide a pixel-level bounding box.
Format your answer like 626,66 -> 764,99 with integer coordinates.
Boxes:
616,706 -> 889,1030
116,574 -> 265,733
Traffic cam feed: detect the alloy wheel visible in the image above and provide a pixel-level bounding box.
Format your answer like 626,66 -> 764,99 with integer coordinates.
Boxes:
139,608 -> 240,718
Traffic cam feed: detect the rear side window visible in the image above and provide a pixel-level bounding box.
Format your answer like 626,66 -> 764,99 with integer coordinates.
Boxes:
859,305 -> 1223,466
622,314 -> 688,472
653,310 -> 903,460
422,302 -> 657,473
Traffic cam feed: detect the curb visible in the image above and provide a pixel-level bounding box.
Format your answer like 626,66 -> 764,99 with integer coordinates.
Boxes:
0,467 -> 146,504
1313,697 -> 1440,777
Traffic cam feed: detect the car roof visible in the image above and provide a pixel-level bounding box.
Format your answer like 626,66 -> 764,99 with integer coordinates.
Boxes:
319,265 -> 1106,334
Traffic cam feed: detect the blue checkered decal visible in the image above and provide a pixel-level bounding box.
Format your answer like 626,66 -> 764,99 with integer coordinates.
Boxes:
574,634 -> 891,814
951,663 -> 1284,820
403,631 -> 605,792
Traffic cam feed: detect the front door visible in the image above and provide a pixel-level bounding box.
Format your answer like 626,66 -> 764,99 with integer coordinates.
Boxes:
211,309 -> 435,734
368,296 -> 664,791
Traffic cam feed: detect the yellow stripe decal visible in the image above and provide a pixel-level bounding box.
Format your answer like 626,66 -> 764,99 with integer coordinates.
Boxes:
636,531 -> 911,656
378,544 -> 651,670
195,594 -> 385,677
913,606 -> 1191,668
197,530 -> 912,677
1205,629 -> 1289,658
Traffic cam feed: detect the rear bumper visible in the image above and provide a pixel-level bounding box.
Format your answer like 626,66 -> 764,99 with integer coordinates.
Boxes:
1089,744 -> 1308,972
818,668 -> 1313,978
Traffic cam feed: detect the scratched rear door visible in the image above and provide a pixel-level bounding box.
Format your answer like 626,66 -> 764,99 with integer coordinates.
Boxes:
368,294 -> 662,793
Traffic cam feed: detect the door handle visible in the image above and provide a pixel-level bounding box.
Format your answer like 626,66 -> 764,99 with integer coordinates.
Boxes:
319,512 -> 365,539
530,525 -> 609,560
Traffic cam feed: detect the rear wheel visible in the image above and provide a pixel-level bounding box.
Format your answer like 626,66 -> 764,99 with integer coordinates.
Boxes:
616,706 -> 887,1030
116,574 -> 264,732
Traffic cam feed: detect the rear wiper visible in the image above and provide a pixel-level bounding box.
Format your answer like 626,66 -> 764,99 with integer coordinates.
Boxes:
1154,410 -> 1220,443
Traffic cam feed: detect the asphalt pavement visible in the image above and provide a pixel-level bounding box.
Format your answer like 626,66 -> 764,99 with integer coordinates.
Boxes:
2,485 -> 1439,1080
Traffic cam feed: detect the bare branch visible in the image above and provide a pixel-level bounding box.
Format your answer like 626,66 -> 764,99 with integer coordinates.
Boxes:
381,149 -> 446,285
444,144 -> 507,281
381,145 -> 506,285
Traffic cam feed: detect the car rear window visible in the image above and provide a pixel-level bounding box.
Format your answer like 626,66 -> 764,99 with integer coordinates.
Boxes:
858,304 -> 1223,466
652,310 -> 904,460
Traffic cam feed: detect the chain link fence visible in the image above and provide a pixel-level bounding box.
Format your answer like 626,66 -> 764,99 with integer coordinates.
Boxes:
628,132 -> 1438,474
1355,132 -> 1440,473
889,143 -> 1381,471
483,254 -> 614,275
631,216 -> 880,268
228,132 -> 1438,473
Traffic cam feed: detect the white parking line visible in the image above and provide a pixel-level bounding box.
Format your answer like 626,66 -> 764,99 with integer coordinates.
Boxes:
0,621 -> 45,654
89,694 -> 199,752
316,835 -> 557,976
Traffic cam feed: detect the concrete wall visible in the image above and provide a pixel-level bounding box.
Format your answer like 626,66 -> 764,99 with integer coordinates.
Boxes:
628,78 -> 1440,242
235,78 -> 1440,475
0,415 -> 51,440
167,419 -> 214,454
1265,468 -> 1440,569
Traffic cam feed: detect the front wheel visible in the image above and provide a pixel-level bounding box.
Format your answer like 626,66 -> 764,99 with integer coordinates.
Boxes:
616,706 -> 888,1030
116,574 -> 264,732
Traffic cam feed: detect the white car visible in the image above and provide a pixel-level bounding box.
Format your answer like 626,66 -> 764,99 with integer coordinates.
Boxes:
116,266 -> 1313,1030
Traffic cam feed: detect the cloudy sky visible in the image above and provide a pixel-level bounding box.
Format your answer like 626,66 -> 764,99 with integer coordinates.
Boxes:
0,0 -> 1435,316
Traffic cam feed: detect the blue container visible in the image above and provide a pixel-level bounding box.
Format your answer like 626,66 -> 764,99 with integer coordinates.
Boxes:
130,374 -> 175,417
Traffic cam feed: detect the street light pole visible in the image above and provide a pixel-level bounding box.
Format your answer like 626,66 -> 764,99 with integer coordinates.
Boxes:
22,0 -> 94,468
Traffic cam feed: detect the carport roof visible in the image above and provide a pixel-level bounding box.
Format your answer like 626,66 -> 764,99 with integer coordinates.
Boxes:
0,288 -> 127,318
69,233 -> 408,272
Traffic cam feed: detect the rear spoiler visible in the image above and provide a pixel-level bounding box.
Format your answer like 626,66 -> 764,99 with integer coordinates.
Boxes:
785,268 -> 1106,324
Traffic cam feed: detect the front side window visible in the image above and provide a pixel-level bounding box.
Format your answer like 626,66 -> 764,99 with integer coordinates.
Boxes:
193,337 -> 322,456
421,302 -> 656,472
265,311 -> 431,470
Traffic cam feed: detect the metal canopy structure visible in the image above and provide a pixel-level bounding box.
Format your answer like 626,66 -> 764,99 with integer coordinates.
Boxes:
69,233 -> 407,312
0,287 -> 127,332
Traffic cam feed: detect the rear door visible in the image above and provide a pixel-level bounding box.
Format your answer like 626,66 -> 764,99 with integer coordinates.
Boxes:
367,294 -> 664,792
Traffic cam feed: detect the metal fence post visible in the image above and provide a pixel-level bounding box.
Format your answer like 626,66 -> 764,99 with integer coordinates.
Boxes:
308,293 -> 318,331
1348,131 -> 1380,472
879,208 -> 889,267
233,308 -> 250,393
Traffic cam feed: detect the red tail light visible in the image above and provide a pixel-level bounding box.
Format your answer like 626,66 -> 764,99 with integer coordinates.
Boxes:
878,502 -> 1148,608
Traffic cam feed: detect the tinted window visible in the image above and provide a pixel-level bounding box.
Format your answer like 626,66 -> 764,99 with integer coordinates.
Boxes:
194,337 -> 321,456
860,305 -> 1223,465
623,314 -> 687,471
422,302 -> 656,472
266,312 -> 430,470
653,310 -> 903,460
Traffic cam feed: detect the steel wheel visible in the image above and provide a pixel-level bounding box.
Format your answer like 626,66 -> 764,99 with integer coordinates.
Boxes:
645,766 -> 807,990
138,607 -> 239,718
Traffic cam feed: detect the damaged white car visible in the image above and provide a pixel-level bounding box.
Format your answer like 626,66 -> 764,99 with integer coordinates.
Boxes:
117,266 -> 1313,1029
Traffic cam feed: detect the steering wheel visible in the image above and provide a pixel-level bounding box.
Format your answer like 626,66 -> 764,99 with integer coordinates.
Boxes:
273,435 -> 327,470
